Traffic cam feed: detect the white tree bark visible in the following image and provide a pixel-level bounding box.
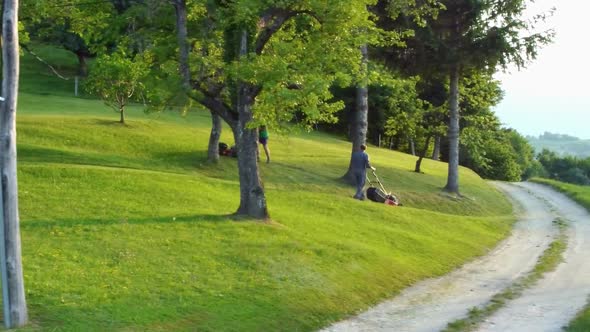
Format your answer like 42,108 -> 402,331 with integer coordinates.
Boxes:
1,0 -> 28,327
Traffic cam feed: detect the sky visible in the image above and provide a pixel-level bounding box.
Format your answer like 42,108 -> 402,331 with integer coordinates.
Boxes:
493,0 -> 590,139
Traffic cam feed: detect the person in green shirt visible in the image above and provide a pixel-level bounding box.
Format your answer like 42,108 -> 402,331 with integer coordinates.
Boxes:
258,125 -> 271,163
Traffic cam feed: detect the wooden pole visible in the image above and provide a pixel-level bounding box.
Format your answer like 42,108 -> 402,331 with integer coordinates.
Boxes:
1,0 -> 28,327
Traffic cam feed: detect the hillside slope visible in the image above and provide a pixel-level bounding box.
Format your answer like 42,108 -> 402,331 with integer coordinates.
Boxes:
10,45 -> 514,331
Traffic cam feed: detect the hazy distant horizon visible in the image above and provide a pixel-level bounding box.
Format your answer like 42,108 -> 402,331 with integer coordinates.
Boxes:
492,0 -> 589,140
495,94 -> 590,140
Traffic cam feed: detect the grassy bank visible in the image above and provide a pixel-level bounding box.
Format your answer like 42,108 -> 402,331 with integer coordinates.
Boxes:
4,45 -> 515,331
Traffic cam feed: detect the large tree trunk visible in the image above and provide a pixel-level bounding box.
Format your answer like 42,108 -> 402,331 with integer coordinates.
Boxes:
443,63 -> 460,194
342,44 -> 368,184
207,112 -> 222,162
0,0 -> 28,327
234,30 -> 268,219
233,111 -> 268,219
431,135 -> 440,160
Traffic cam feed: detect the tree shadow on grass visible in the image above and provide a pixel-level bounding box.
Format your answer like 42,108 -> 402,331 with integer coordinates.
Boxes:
154,150 -> 208,170
21,213 -> 235,229
90,118 -> 129,127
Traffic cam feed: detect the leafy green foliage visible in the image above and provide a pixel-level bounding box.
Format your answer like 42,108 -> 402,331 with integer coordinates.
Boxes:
460,126 -> 535,182
84,51 -> 149,122
182,0 -> 401,132
21,0 -> 115,64
455,73 -> 534,181
537,150 -> 590,185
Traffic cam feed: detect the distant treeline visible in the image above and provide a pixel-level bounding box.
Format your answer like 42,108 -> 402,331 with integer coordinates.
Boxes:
535,149 -> 590,185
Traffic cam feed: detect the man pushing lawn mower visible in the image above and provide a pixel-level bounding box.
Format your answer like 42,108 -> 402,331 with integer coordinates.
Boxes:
351,144 -> 375,200
350,144 -> 400,206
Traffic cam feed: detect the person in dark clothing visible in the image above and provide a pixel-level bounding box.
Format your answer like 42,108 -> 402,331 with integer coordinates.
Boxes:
351,144 -> 375,200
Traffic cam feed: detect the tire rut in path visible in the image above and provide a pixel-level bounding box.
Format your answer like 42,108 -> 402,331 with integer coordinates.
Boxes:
322,182 -> 557,332
476,182 -> 590,332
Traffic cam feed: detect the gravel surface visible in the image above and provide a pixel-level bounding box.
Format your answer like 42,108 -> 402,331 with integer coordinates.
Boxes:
322,182 -> 571,332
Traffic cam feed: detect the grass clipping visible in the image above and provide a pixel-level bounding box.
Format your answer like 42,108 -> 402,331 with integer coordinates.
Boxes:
443,218 -> 568,332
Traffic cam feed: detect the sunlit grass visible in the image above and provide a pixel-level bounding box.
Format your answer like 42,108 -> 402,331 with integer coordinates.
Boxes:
7,44 -> 516,331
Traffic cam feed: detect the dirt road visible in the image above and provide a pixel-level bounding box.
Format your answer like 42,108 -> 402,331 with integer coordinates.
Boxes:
477,182 -> 590,332
322,182 -> 590,332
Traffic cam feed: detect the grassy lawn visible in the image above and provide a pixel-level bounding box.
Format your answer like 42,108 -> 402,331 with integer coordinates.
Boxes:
529,178 -> 590,332
2,45 -> 515,331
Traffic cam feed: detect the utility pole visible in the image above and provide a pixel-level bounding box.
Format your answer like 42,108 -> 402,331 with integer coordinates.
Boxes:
1,0 -> 28,327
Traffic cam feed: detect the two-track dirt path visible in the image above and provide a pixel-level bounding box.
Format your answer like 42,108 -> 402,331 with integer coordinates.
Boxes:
477,182 -> 590,332
322,182 -> 590,332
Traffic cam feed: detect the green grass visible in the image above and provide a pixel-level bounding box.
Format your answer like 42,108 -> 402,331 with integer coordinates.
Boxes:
443,218 -> 568,332
20,44 -> 82,97
5,44 -> 515,331
529,179 -> 590,332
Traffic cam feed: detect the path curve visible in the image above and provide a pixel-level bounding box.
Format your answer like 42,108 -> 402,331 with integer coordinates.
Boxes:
322,182 -> 572,332
477,182 -> 590,332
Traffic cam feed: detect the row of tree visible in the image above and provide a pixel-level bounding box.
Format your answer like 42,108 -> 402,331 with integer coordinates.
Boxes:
19,0 -> 553,217
1,0 -> 555,327
537,149 -> 590,185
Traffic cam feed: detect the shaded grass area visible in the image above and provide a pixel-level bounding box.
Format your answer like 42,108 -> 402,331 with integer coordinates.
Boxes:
10,45 -> 516,331
529,179 -> 590,332
443,218 -> 568,332
20,44 -> 81,97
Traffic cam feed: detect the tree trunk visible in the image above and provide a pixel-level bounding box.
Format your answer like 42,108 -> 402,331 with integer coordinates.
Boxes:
443,63 -> 460,194
342,44 -> 368,184
409,138 -> 416,156
76,53 -> 88,77
415,136 -> 432,173
119,107 -> 125,124
174,0 -> 222,163
207,111 -> 221,162
0,0 -> 28,327
234,30 -> 268,219
174,0 -> 190,90
431,135 -> 440,160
